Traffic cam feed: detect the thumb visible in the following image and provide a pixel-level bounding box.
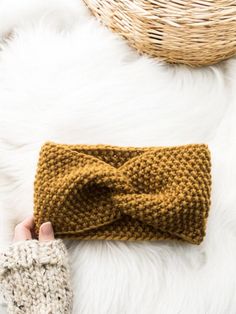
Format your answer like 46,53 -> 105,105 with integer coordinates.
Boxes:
39,221 -> 55,242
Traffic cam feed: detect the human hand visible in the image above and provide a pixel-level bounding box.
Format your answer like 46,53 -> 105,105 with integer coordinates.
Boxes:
13,215 -> 55,242
1,216 -> 73,313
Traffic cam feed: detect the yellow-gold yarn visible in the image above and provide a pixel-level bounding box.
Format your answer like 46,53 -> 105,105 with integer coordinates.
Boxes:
33,141 -> 211,245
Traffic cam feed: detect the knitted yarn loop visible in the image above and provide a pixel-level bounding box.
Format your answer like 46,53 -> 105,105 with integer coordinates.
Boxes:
33,141 -> 211,244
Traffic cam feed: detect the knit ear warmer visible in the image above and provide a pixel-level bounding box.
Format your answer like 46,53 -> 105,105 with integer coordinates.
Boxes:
33,141 -> 211,245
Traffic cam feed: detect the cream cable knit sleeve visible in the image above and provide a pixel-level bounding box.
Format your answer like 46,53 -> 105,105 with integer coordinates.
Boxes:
0,239 -> 73,314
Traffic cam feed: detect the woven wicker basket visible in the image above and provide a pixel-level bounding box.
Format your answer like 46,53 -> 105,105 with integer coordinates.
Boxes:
83,0 -> 236,67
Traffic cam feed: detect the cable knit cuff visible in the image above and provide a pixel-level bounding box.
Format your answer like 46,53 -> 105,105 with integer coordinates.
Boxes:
0,239 -> 73,314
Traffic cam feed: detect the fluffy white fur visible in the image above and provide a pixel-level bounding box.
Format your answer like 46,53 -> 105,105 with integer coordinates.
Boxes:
0,1 -> 236,313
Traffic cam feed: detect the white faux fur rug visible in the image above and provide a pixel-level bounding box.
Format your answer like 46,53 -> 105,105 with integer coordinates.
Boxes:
0,1 -> 236,313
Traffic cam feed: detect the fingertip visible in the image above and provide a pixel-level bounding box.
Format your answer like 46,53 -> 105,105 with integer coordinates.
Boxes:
22,215 -> 35,228
39,222 -> 55,241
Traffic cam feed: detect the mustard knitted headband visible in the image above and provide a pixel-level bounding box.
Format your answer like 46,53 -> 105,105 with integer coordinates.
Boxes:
33,141 -> 211,245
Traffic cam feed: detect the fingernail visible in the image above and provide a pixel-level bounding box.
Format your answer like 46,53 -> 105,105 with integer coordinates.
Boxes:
41,222 -> 53,235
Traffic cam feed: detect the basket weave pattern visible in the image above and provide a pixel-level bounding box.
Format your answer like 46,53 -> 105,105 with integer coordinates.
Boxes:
83,0 -> 236,66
